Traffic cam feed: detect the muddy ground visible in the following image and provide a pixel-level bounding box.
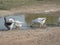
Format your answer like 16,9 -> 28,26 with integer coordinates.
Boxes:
0,27 -> 60,45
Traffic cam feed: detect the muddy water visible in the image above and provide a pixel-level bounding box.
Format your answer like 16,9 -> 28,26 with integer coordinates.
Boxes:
0,15 -> 30,30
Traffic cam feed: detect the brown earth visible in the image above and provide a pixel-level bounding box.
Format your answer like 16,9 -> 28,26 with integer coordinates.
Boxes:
0,27 -> 60,45
0,4 -> 60,17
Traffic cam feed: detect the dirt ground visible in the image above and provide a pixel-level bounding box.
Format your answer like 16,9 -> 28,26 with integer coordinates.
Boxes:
0,4 -> 60,17
0,27 -> 60,45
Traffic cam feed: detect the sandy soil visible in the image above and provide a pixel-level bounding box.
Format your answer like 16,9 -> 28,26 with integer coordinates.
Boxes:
0,4 -> 60,17
0,27 -> 60,45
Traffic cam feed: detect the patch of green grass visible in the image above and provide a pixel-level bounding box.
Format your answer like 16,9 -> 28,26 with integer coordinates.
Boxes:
0,0 -> 39,10
0,0 -> 60,10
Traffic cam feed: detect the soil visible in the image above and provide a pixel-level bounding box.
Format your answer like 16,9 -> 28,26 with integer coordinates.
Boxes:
0,27 -> 60,45
0,4 -> 60,16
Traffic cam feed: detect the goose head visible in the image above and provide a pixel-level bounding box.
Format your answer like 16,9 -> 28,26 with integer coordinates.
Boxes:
8,18 -> 14,23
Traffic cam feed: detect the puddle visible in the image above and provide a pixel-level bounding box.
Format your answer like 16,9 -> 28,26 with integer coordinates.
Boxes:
0,15 -> 30,30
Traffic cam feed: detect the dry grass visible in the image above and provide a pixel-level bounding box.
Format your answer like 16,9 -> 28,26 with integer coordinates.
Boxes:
0,4 -> 60,17
0,27 -> 60,45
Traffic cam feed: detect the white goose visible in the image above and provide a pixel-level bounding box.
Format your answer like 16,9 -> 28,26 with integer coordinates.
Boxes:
14,20 -> 24,29
4,17 -> 15,30
4,17 -> 24,30
32,18 -> 46,27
